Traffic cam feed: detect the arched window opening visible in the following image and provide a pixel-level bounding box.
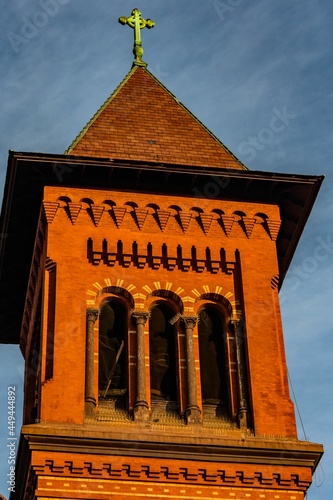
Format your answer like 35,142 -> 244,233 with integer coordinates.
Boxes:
198,306 -> 229,417
149,303 -> 178,406
99,299 -> 127,401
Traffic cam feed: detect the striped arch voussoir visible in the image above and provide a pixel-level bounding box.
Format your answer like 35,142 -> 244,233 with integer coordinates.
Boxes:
139,281 -> 184,313
86,278 -> 136,309
188,285 -> 242,320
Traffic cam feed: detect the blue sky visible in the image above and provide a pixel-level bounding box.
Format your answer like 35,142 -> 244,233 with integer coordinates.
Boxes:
0,0 -> 332,498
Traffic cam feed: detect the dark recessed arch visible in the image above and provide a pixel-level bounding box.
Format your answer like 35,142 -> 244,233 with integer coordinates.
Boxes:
57,196 -> 72,206
198,305 -> 229,411
146,203 -> 160,211
149,301 -> 178,403
148,289 -> 183,314
254,211 -> 269,221
98,298 -> 128,399
233,210 -> 246,220
97,286 -> 135,310
195,293 -> 233,319
80,197 -> 94,206
102,199 -> 116,207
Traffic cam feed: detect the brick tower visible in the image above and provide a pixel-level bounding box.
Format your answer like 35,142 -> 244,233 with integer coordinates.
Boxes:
0,9 -> 323,500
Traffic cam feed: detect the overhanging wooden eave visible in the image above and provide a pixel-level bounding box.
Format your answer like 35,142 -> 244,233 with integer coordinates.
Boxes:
0,151 -> 323,344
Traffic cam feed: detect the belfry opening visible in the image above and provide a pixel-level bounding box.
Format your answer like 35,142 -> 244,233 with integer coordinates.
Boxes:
98,299 -> 127,400
198,306 -> 229,415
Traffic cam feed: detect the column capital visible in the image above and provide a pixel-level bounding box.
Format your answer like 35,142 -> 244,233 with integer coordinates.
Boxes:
181,315 -> 198,330
230,317 -> 243,330
132,311 -> 150,325
86,308 -> 99,322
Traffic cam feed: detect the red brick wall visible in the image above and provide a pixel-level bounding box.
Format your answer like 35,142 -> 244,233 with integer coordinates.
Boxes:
31,449 -> 310,499
38,185 -> 295,437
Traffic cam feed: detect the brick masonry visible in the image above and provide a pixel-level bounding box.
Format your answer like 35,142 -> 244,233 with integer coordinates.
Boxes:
66,66 -> 246,170
15,67 -> 323,500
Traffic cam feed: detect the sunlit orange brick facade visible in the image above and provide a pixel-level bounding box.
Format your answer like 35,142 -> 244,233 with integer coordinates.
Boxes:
38,184 -> 294,437
3,65 -> 322,499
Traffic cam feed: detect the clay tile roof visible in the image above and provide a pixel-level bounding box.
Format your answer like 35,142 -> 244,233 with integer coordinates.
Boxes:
66,66 -> 247,170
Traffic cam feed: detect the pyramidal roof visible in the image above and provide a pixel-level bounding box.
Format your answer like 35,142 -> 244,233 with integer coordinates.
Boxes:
66,65 -> 247,170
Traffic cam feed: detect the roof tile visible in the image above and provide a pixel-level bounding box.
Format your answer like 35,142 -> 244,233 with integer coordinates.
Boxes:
66,66 -> 247,170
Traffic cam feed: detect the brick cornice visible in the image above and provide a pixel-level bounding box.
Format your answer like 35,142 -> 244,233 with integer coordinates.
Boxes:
44,193 -> 281,240
29,451 -> 315,491
23,425 -> 323,472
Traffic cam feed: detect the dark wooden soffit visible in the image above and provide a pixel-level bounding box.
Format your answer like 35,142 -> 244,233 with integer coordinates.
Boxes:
0,151 -> 323,343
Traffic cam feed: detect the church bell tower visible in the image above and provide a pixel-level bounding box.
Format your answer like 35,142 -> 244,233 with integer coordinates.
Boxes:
1,8 -> 323,499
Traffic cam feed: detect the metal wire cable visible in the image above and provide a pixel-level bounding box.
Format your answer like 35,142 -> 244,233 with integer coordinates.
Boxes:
287,368 -> 325,499
287,367 -> 308,440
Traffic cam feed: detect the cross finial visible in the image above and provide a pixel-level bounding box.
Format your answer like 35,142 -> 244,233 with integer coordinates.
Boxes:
119,8 -> 155,67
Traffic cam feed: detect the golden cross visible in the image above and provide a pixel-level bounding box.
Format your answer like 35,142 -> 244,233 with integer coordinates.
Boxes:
119,8 -> 155,67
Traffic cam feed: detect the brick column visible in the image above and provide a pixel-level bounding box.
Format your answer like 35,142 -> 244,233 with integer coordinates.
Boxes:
231,318 -> 249,429
182,316 -> 201,424
132,311 -> 150,421
85,309 -> 99,416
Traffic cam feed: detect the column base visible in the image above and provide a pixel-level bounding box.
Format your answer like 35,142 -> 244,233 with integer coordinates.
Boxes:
85,398 -> 96,417
238,408 -> 249,430
133,401 -> 150,422
185,405 -> 202,425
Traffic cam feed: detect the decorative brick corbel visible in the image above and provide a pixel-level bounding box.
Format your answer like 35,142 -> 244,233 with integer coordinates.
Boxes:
199,213 -> 213,235
106,253 -> 117,266
135,242 -> 148,269
180,245 -> 193,272
182,259 -> 191,271
266,218 -> 281,241
177,211 -> 192,233
120,241 -> 132,268
221,214 -> 235,236
43,201 -> 59,224
148,242 -> 162,269
137,256 -> 146,268
112,206 -> 127,228
67,202 -> 82,224
242,217 -> 256,238
105,240 -> 117,266
194,247 -> 206,273
167,257 -> 177,270
271,274 -> 280,289
90,205 -> 105,227
134,207 -> 149,230
155,209 -> 171,232
224,249 -> 236,274
152,256 -> 162,269
196,260 -> 205,272
122,255 -> 132,267
87,238 -> 103,265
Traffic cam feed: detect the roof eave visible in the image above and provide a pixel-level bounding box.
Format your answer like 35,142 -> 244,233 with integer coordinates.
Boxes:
0,152 -> 323,343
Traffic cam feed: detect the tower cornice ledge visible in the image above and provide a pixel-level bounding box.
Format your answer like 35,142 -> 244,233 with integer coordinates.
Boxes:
21,423 -> 323,471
